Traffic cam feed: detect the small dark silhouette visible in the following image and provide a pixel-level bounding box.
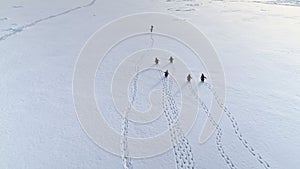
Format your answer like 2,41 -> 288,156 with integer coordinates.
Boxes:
169,56 -> 174,63
200,73 -> 207,82
187,74 -> 192,82
155,57 -> 159,64
150,25 -> 154,32
164,70 -> 169,78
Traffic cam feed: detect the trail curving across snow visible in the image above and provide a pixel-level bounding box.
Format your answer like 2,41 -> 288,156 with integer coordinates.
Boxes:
162,74 -> 196,169
188,83 -> 237,169
0,0 -> 97,42
202,83 -> 271,169
120,31 -> 155,169
188,82 -> 271,169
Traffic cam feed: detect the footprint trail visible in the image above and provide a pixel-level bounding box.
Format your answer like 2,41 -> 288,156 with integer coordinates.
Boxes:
188,84 -> 237,169
0,0 -> 97,42
202,83 -> 270,169
162,75 -> 196,169
120,31 -> 154,169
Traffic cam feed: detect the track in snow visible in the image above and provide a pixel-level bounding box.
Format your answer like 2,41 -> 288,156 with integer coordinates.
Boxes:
188,84 -> 237,169
188,82 -> 270,169
121,107 -> 133,169
0,0 -> 96,42
202,83 -> 271,169
120,73 -> 137,169
162,73 -> 196,169
120,32 -> 154,169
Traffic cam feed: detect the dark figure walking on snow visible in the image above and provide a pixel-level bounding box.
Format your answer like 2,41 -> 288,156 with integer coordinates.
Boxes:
200,73 -> 206,82
155,57 -> 159,64
169,56 -> 174,63
150,25 -> 154,32
187,74 -> 192,82
164,70 -> 169,78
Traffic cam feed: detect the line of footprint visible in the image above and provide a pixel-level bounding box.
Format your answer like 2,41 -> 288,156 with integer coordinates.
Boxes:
0,0 -> 97,41
163,79 -> 194,169
162,76 -> 195,169
120,32 -> 155,169
120,113 -> 133,169
120,66 -> 142,169
202,83 -> 270,169
187,84 -> 237,169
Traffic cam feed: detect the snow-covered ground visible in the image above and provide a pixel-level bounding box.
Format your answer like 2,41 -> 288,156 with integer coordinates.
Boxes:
1,0 -> 300,169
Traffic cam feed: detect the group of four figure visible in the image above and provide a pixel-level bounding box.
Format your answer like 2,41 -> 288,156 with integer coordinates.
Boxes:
150,25 -> 206,83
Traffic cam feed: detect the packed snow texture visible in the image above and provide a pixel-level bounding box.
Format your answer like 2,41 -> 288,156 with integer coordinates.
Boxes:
1,0 -> 300,169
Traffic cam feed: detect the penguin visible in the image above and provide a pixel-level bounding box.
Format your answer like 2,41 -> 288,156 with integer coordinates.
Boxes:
201,73 -> 207,82
155,57 -> 159,64
187,74 -> 192,82
164,70 -> 169,78
169,56 -> 174,63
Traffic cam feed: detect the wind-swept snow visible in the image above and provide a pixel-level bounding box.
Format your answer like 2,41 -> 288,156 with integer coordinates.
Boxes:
1,0 -> 300,169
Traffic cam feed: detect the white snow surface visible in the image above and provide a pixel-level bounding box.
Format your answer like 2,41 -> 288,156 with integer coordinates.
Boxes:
1,0 -> 300,169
